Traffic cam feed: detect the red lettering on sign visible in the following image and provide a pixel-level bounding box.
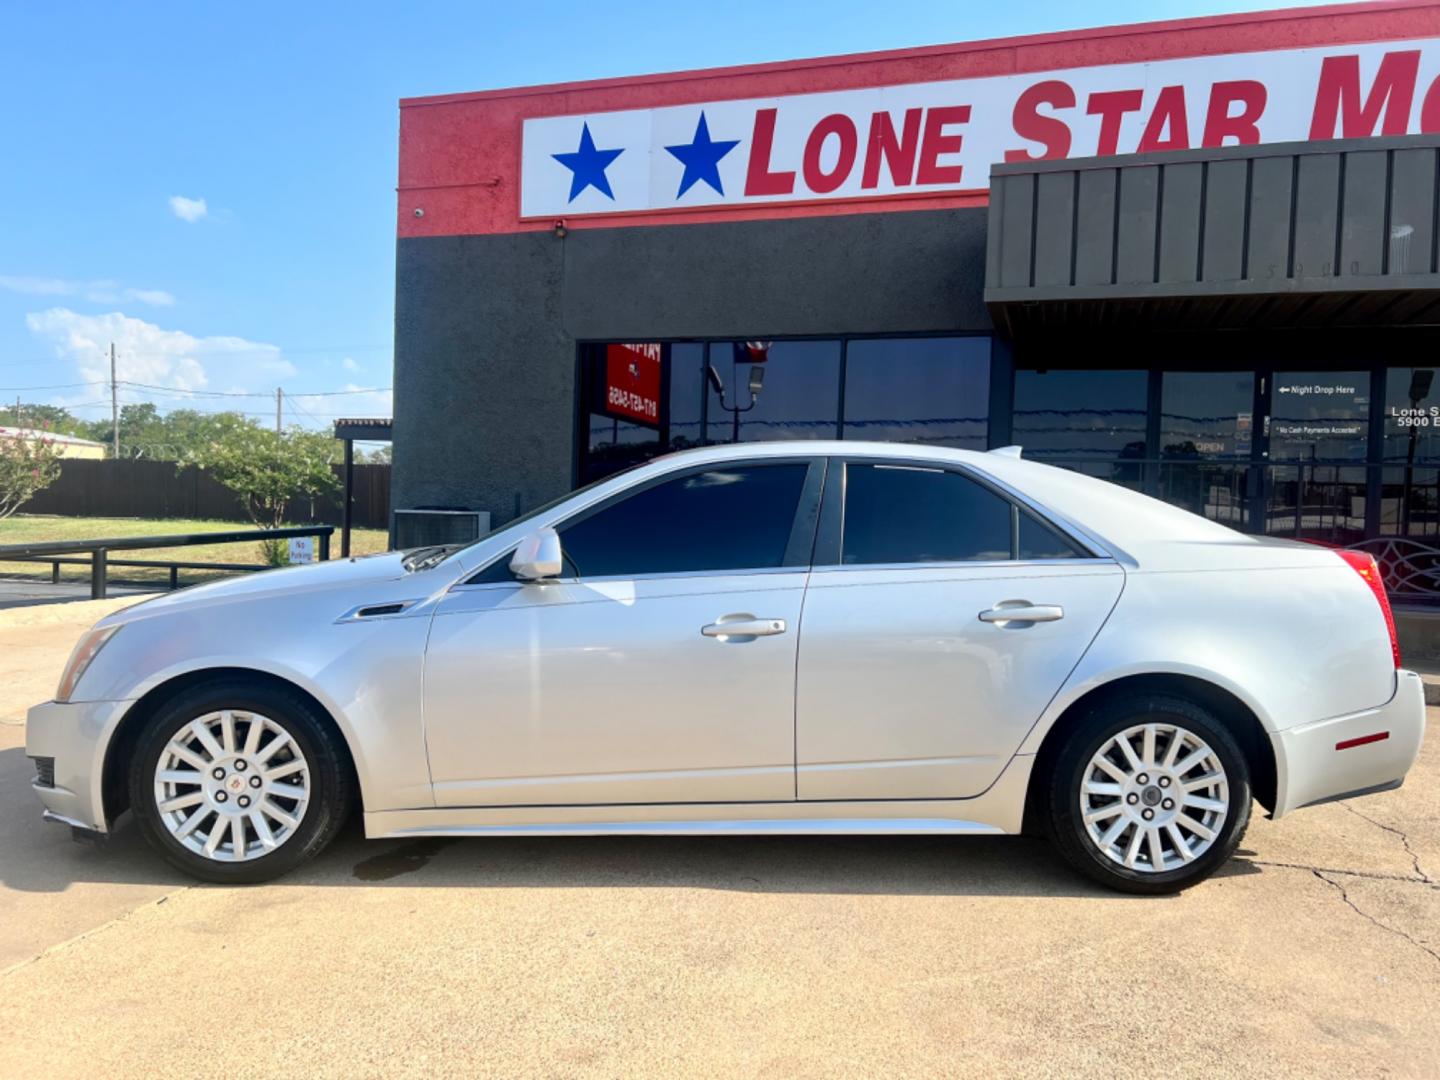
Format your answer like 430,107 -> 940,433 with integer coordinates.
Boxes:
915,105 -> 970,185
1004,80 -> 1075,163
1138,85 -> 1190,152
1310,50 -> 1420,138
604,343 -> 663,427
745,108 -> 796,196
1203,80 -> 1267,146
862,109 -> 922,188
1422,75 -> 1440,133
803,114 -> 859,194
1087,89 -> 1144,156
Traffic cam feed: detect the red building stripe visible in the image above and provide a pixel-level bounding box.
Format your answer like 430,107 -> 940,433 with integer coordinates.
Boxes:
398,1 -> 1440,238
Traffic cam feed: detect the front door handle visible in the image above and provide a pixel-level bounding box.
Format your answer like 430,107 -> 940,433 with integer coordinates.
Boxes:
701,614 -> 787,641
978,602 -> 1064,625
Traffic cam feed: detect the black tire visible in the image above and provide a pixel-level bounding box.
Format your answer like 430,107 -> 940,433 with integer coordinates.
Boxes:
128,678 -> 352,884
1045,694 -> 1251,895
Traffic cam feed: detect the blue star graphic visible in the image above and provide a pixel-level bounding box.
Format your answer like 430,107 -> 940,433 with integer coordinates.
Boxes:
665,112 -> 739,198
552,122 -> 624,202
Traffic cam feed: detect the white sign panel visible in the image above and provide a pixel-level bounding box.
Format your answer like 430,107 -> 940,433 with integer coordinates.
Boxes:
287,537 -> 316,565
521,39 -> 1440,218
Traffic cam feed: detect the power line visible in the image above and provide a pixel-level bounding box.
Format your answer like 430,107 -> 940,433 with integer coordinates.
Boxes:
0,379 -> 389,398
0,381 -> 108,392
117,380 -> 392,399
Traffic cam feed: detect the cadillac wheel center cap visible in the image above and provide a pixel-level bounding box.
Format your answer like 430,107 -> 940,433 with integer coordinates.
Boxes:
1141,786 -> 1162,807
227,775 -> 245,794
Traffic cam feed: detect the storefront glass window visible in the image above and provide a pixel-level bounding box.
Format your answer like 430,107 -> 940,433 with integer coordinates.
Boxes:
1268,371 -> 1369,462
1012,370 -> 1147,486
842,337 -> 989,448
705,340 -> 841,444
1160,372 -> 1254,460
1383,367 -> 1440,462
582,343 -> 706,483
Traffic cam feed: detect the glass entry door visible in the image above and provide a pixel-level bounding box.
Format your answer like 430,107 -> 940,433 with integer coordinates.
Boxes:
1156,371 -> 1256,529
1263,371 -> 1370,544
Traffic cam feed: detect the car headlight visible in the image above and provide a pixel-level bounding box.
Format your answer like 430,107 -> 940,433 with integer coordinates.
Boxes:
55,624 -> 122,703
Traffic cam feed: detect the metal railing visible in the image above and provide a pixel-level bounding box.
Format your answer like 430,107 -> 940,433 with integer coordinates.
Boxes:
0,525 -> 334,599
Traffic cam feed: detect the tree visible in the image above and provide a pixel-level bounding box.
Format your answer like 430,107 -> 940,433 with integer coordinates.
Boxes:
358,444 -> 392,464
186,424 -> 340,564
0,425 -> 64,519
2,403 -> 90,439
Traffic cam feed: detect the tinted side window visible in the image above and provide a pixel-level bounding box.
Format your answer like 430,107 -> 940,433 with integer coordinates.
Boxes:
560,464 -> 809,578
842,464 -> 1012,565
1018,511 -> 1084,559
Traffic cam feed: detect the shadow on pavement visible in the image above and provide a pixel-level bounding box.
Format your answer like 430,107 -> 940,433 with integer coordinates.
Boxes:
1,745 -> 1260,900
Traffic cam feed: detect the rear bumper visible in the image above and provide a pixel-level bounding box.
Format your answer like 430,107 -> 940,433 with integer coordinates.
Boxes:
25,698 -> 131,834
1272,670 -> 1426,818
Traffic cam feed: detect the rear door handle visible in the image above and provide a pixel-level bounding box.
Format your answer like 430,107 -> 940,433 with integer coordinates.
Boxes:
978,602 -> 1064,625
701,615 -> 787,641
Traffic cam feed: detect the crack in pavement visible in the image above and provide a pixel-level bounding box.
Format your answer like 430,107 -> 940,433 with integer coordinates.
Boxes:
1312,870 -> 1440,966
0,885 -> 193,980
1340,803 -> 1435,885
1250,858 -> 1440,888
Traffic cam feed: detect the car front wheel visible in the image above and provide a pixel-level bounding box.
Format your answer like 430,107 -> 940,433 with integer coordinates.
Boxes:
128,679 -> 351,884
1046,695 -> 1251,894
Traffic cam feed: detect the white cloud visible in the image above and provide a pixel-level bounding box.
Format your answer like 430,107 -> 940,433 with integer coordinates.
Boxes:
122,288 -> 176,306
25,308 -> 296,405
0,275 -> 174,306
169,195 -> 208,223
341,356 -> 359,373
0,275 -> 72,296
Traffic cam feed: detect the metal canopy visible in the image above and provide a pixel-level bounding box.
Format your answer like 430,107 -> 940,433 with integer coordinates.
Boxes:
985,134 -> 1440,337
333,418 -> 393,442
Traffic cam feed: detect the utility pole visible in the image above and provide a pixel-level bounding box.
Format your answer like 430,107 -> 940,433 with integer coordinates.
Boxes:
275,387 -> 283,435
109,342 -> 119,459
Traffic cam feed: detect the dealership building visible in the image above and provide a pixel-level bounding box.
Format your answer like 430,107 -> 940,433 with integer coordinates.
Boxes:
393,1 -> 1440,596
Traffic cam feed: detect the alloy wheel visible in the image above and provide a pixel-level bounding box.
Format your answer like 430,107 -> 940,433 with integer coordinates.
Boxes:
1079,722 -> 1230,873
152,710 -> 311,862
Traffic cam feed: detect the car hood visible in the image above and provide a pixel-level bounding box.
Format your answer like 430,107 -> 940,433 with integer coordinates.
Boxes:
97,551 -> 420,626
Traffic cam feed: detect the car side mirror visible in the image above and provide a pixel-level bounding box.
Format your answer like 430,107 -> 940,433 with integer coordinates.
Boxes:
509,527 -> 563,582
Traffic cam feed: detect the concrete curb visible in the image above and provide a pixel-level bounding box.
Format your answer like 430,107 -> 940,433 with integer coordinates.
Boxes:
1423,674 -> 1440,707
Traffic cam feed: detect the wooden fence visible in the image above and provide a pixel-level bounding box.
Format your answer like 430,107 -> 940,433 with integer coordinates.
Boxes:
20,459 -> 390,529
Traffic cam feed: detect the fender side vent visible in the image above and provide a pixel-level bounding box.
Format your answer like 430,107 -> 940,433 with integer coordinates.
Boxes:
356,603 -> 407,618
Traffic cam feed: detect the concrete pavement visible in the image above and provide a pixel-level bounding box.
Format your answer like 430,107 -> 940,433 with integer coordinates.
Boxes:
0,600 -> 1436,1078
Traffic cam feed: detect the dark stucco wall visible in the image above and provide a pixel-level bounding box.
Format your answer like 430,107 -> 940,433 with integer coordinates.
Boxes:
392,205 -> 991,526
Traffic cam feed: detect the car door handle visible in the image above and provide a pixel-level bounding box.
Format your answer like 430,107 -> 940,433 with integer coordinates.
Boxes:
701,615 -> 787,640
978,602 -> 1064,625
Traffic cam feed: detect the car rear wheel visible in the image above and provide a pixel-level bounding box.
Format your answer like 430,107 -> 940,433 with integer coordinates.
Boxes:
1045,695 -> 1251,894
128,679 -> 351,884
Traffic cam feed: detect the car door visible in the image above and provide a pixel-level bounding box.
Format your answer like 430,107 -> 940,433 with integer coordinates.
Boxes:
422,457 -> 823,807
795,458 -> 1124,801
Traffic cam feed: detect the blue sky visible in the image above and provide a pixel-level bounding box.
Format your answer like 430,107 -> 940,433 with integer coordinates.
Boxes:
0,0 -> 1337,432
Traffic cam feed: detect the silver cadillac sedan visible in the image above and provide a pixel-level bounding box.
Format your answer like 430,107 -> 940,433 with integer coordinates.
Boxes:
26,442 -> 1425,893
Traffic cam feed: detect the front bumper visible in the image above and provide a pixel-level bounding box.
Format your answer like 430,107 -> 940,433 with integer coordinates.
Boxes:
1272,670 -> 1427,818
25,697 -> 132,834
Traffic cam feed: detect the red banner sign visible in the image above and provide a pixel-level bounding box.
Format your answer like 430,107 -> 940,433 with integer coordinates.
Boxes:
604,343 -> 663,426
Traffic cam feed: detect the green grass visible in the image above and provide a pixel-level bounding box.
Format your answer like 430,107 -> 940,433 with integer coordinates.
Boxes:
0,515 -> 389,587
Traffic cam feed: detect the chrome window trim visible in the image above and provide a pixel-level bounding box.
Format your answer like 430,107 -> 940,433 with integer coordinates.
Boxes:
808,557 -> 1119,576
449,564 -> 810,593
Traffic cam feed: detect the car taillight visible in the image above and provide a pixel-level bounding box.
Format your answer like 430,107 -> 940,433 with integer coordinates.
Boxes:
1336,550 -> 1400,669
